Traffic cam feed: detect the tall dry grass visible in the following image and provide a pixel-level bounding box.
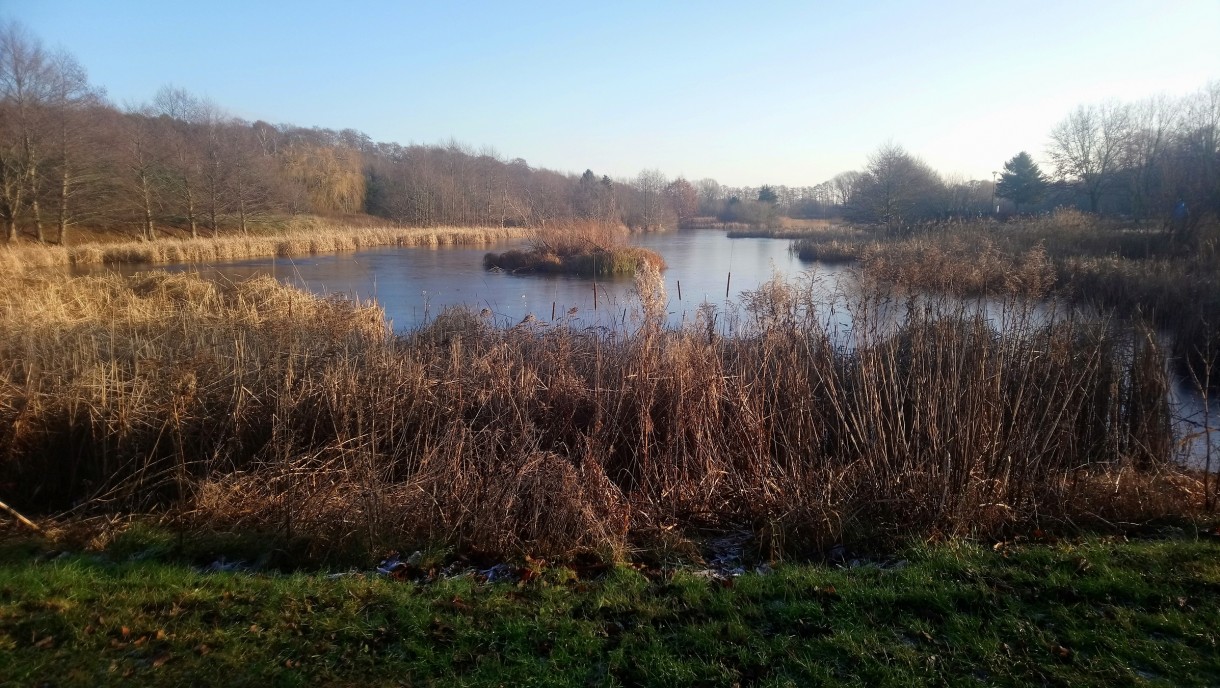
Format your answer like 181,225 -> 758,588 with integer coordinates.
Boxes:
0,270 -> 1194,560
0,225 -> 531,278
792,213 -> 1220,390
484,220 -> 666,276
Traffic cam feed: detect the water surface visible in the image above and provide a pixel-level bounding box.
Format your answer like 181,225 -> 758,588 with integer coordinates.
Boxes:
155,231 -> 854,332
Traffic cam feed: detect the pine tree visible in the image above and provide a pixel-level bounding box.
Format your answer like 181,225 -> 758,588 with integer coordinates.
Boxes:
996,152 -> 1048,213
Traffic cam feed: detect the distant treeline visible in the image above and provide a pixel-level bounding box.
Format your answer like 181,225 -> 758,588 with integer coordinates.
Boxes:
1,20 -> 1217,243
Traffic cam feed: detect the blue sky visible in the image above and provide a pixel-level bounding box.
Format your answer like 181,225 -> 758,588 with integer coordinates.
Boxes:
6,0 -> 1219,186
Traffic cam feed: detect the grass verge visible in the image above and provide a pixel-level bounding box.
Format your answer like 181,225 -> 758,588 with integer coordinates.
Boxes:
1,530 -> 1217,686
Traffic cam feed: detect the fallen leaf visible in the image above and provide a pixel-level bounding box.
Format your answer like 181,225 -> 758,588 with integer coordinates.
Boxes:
156,629 -> 167,641
34,636 -> 54,649
120,626 -> 130,638
151,652 -> 170,668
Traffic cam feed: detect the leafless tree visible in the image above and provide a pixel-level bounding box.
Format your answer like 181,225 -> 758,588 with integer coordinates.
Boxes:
47,50 -> 103,244
831,171 -> 863,207
0,21 -> 54,241
633,168 -> 669,230
1121,96 -> 1179,220
153,85 -> 208,237
116,105 -> 164,241
1047,102 -> 1131,213
849,144 -> 944,229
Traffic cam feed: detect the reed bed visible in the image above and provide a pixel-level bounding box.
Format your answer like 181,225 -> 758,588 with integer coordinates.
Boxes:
793,237 -> 871,263
791,213 -> 1220,389
0,225 -> 531,278
0,269 -> 1196,560
857,238 -> 1056,298
484,220 -> 666,276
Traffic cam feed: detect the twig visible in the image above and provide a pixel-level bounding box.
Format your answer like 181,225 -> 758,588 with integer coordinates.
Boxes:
0,498 -> 44,534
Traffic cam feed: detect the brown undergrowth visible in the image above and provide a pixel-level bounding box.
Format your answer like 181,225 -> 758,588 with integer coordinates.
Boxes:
0,270 -> 1199,561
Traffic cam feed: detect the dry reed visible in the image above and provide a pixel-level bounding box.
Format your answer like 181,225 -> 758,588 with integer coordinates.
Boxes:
0,225 -> 531,278
484,221 -> 666,276
0,269 -> 1194,560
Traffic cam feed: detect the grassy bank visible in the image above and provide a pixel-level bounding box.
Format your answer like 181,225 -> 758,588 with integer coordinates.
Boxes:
0,224 -> 531,278
1,531 -> 1217,686
0,269 -> 1202,562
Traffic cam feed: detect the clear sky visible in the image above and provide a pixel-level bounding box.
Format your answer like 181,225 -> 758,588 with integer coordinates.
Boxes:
6,0 -> 1219,187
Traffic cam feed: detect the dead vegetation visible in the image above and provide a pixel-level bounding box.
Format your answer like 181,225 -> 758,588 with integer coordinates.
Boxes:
484,221 -> 666,276
791,211 -> 1220,390
0,269 -> 1200,561
0,224 -> 531,278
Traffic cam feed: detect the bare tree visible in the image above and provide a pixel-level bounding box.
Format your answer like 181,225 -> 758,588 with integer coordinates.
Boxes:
1047,102 -> 1131,213
634,169 -> 669,230
1121,96 -> 1179,220
116,106 -> 164,241
1174,81 -> 1219,226
848,144 -> 943,229
664,177 -> 698,225
48,50 -> 103,244
153,85 -> 210,237
0,21 -> 54,241
830,171 -> 862,208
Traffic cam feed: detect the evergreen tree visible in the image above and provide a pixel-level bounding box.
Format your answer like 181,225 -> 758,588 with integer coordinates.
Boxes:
996,152 -> 1048,213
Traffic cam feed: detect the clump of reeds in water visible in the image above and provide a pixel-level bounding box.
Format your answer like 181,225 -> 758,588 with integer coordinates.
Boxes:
856,237 -> 1056,298
0,270 -> 1197,562
792,237 -> 870,263
483,220 -> 666,277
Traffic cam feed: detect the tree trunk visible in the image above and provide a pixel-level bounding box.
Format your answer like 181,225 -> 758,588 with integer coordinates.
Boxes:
57,168 -> 68,245
140,170 -> 155,241
28,159 -> 43,242
185,179 -> 197,239
5,218 -> 16,243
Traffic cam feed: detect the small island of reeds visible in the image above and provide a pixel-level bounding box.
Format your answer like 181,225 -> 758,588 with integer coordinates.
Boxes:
484,221 -> 666,277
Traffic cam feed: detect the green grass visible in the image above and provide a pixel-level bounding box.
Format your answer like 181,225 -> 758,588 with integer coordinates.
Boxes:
2,531 -> 1218,686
